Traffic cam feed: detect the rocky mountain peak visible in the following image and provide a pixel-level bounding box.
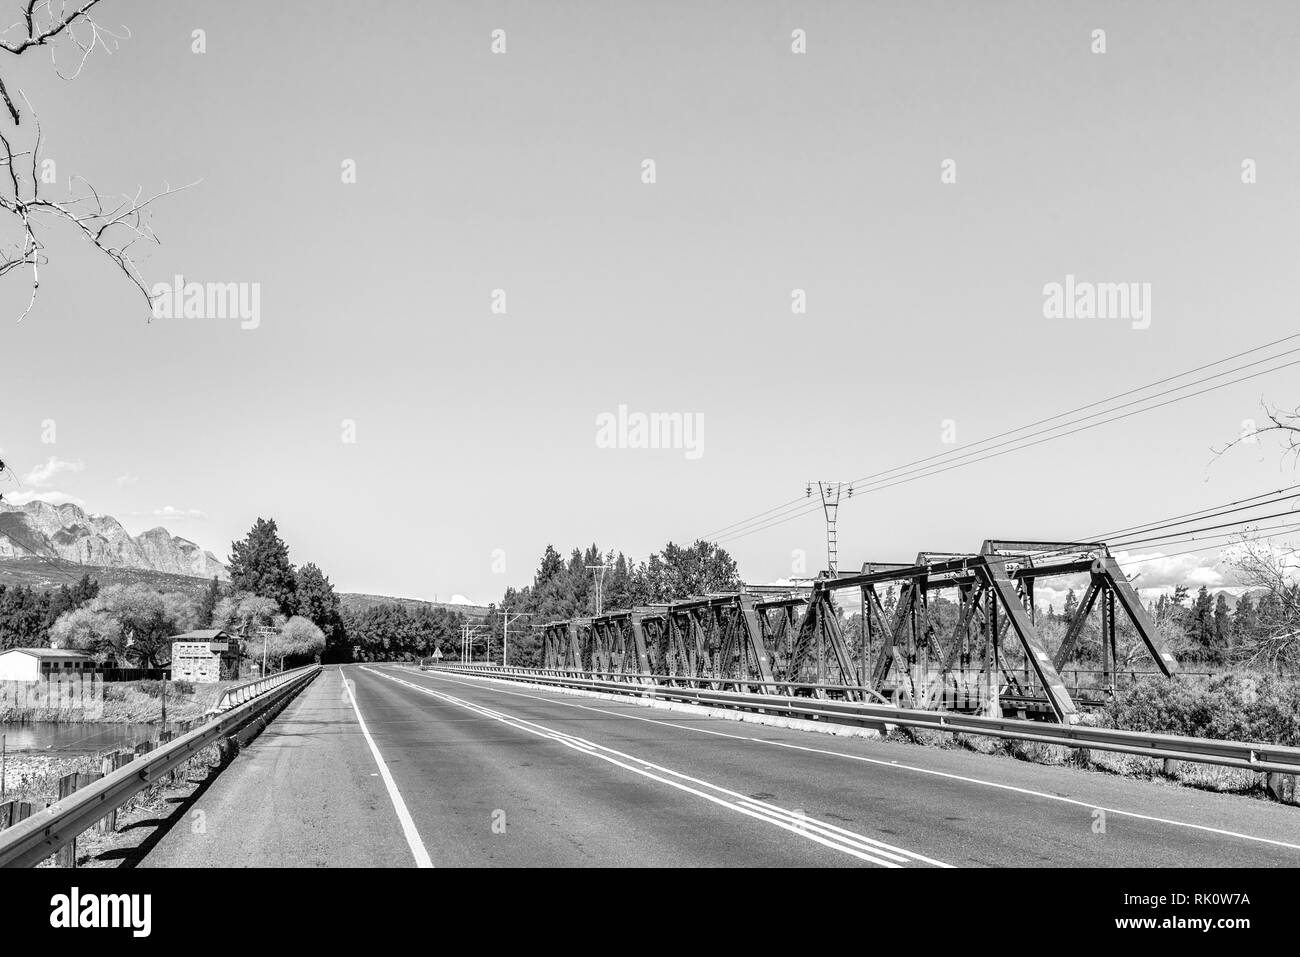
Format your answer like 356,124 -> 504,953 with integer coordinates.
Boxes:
0,501 -> 229,580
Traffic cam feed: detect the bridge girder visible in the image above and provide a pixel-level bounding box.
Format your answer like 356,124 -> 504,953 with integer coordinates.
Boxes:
536,540 -> 1180,723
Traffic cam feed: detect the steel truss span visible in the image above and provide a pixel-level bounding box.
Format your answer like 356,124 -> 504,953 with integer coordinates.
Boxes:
539,540 -> 1178,725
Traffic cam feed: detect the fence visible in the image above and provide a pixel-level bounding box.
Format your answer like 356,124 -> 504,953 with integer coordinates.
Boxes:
210,664 -> 320,712
99,668 -> 171,682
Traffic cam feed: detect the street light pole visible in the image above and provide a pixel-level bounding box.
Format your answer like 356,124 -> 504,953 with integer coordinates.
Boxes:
585,564 -> 612,617
498,610 -> 533,667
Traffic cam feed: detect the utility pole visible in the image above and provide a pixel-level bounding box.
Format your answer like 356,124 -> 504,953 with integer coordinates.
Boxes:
806,481 -> 852,576
462,621 -> 485,663
585,564 -> 612,617
497,610 -> 533,667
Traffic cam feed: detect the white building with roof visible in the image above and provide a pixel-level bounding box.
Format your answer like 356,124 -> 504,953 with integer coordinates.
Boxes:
0,647 -> 96,681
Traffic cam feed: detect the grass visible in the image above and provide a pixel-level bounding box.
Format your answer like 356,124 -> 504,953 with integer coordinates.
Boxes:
0,678 -> 236,723
892,725 -> 1285,803
0,557 -> 216,596
1,751 -> 104,807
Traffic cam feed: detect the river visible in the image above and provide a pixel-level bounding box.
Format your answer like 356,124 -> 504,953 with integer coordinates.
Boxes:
0,722 -> 161,754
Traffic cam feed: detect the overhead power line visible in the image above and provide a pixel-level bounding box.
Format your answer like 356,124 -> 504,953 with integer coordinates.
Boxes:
698,331 -> 1300,545
711,345 -> 1300,546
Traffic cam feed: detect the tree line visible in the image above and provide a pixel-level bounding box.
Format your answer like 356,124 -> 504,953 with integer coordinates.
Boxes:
2,519 -> 1292,676
0,575 -> 100,651
480,539 -> 742,666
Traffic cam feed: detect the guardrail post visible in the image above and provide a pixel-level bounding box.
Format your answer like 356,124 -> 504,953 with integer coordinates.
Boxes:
55,774 -> 76,866
0,800 -> 33,832
100,754 -> 118,832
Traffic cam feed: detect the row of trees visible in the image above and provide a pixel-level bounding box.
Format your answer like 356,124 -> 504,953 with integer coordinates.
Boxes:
345,604 -> 465,662
3,524 -> 1292,676
217,517 -> 472,665
1043,549 -> 1298,673
204,518 -> 343,668
0,576 -> 101,651
27,519 -> 339,670
482,539 -> 742,666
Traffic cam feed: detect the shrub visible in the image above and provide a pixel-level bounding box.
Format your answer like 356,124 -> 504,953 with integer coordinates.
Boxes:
1104,672 -> 1300,746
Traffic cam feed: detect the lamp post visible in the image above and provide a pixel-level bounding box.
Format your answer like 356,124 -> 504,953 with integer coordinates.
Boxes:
497,610 -> 533,667
585,564 -> 612,616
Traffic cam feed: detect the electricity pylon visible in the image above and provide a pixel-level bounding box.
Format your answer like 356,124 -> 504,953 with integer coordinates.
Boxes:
806,481 -> 852,576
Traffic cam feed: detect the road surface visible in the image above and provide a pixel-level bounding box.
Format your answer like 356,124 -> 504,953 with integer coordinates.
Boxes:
142,664 -> 1300,867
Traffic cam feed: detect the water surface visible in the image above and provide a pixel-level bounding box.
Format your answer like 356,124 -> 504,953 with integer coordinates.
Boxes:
0,722 -> 161,754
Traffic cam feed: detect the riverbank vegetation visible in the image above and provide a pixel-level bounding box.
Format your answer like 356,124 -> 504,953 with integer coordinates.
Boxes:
0,678 -> 232,724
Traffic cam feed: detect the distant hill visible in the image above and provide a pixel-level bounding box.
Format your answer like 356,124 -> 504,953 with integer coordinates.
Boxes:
0,500 -> 491,615
0,501 -> 227,579
340,592 -> 491,619
0,556 -> 216,597
0,558 -> 491,619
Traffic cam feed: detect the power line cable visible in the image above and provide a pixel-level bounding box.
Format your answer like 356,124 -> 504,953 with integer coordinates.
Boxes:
714,353 -> 1300,545
701,332 -> 1300,546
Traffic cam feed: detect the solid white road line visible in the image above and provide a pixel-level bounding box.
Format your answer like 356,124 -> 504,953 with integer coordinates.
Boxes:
342,669 -> 434,868
410,667 -> 1300,856
361,667 -> 950,868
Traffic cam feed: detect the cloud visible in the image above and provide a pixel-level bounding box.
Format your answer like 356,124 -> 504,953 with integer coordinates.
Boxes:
1115,550 -> 1232,593
152,505 -> 207,520
115,474 -> 138,488
3,490 -> 87,507
1033,550 -> 1249,611
24,457 -> 85,487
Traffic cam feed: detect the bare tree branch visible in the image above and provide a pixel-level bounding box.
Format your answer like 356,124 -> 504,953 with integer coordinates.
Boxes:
1229,534 -> 1300,675
0,1 -> 180,321
1212,398 -> 1300,469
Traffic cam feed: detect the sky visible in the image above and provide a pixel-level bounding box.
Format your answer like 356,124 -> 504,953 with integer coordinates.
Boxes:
1,1 -> 1298,610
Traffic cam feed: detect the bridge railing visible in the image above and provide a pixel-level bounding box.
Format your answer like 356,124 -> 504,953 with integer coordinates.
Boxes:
0,664 -> 322,868
425,662 -> 896,702
211,663 -> 320,712
426,663 -> 1300,782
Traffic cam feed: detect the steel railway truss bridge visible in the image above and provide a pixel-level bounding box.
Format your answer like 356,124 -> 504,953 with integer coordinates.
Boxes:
539,540 -> 1179,724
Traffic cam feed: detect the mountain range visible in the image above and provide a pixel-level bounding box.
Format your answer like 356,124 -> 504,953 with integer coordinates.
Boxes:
0,500 -> 229,580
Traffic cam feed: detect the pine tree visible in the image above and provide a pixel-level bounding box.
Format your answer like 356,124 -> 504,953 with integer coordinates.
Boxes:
535,546 -> 564,587
1063,588 -> 1079,620
296,562 -> 346,661
1190,586 -> 1215,661
1232,593 -> 1258,642
198,577 -> 222,628
1212,593 -> 1231,658
228,517 -> 298,616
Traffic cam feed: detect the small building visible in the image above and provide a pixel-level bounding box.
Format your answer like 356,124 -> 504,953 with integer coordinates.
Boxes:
0,647 -> 96,681
170,629 -> 242,683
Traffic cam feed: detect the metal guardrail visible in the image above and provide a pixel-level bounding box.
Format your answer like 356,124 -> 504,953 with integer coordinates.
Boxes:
427,664 -> 1300,778
429,664 -> 898,703
0,664 -> 322,868
211,664 -> 319,712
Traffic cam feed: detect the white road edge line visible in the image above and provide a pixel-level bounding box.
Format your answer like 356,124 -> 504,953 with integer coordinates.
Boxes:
342,668 -> 435,868
411,667 -> 1300,856
362,666 -> 949,868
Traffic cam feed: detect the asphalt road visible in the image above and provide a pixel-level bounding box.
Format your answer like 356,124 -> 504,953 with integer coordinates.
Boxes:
142,664 -> 1300,867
